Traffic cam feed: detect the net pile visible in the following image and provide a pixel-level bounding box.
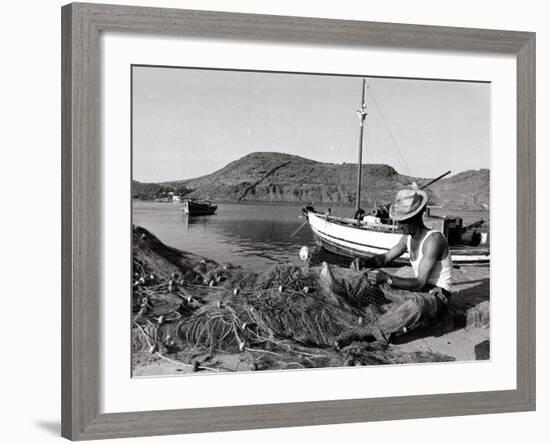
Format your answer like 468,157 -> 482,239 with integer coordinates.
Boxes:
178,264 -> 364,353
131,225 -> 455,371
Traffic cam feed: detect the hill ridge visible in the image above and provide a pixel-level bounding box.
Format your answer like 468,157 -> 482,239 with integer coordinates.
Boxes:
133,151 -> 489,210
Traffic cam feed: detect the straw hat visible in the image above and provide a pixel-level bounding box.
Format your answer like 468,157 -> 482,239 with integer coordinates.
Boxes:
389,189 -> 428,222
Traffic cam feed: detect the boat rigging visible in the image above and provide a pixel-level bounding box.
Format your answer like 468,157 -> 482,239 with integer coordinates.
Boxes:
302,78 -> 490,265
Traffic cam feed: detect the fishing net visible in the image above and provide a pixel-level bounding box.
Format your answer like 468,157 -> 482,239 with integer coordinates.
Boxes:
177,264 -> 364,353
131,225 -> 455,371
323,265 -> 392,309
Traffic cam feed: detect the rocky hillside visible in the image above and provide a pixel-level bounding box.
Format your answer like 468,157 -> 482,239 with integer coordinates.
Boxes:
429,168 -> 490,210
151,152 -> 489,210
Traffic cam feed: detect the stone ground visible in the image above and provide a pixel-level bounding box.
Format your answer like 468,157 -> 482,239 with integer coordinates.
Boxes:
388,264 -> 490,362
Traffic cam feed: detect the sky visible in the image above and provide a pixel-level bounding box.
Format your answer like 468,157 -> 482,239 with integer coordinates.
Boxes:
132,66 -> 490,182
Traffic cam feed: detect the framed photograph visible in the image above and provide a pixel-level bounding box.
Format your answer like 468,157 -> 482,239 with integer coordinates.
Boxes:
62,2 -> 535,440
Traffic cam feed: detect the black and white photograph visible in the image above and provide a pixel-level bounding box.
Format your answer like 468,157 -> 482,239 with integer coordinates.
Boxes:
131,66 -> 491,376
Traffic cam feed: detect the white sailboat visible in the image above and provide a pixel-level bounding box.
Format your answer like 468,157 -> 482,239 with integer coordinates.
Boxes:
302,79 -> 490,265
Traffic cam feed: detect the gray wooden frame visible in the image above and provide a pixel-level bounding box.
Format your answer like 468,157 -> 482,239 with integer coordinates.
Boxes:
61,2 -> 536,440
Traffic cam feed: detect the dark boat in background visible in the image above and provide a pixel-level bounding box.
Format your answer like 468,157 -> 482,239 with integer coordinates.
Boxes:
182,198 -> 217,216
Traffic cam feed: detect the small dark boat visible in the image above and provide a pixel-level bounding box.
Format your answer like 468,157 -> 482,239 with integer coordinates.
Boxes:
182,198 -> 217,216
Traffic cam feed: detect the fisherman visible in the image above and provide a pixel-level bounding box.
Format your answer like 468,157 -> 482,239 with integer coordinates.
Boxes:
323,188 -> 453,347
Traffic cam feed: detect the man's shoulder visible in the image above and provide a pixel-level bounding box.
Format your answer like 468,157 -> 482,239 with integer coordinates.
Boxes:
423,231 -> 448,253
397,234 -> 409,247
428,231 -> 447,243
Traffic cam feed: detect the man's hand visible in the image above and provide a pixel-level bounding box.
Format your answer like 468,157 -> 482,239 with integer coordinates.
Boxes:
350,257 -> 365,271
367,269 -> 388,286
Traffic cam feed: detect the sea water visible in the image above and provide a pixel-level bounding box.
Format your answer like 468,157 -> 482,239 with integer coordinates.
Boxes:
133,200 -> 489,272
133,201 -> 317,271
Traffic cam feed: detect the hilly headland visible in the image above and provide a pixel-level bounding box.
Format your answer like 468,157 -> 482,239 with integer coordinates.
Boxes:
133,151 -> 489,211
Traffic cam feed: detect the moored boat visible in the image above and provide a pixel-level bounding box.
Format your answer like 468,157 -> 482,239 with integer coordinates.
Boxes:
182,198 -> 217,216
303,207 -> 489,265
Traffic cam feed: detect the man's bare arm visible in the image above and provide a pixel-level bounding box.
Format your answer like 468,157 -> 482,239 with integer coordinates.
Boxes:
352,236 -> 408,269
369,233 -> 446,291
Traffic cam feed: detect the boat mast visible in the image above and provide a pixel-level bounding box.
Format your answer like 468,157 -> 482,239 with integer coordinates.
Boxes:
355,79 -> 368,213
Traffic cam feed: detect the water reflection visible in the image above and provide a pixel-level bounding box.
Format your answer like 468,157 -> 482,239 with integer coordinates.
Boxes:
133,201 -> 317,271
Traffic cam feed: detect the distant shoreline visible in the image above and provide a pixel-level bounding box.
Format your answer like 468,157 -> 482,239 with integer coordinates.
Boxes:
133,199 -> 490,215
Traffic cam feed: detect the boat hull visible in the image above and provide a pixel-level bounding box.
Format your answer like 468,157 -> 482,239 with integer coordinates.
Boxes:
305,210 -> 489,265
183,200 -> 217,215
